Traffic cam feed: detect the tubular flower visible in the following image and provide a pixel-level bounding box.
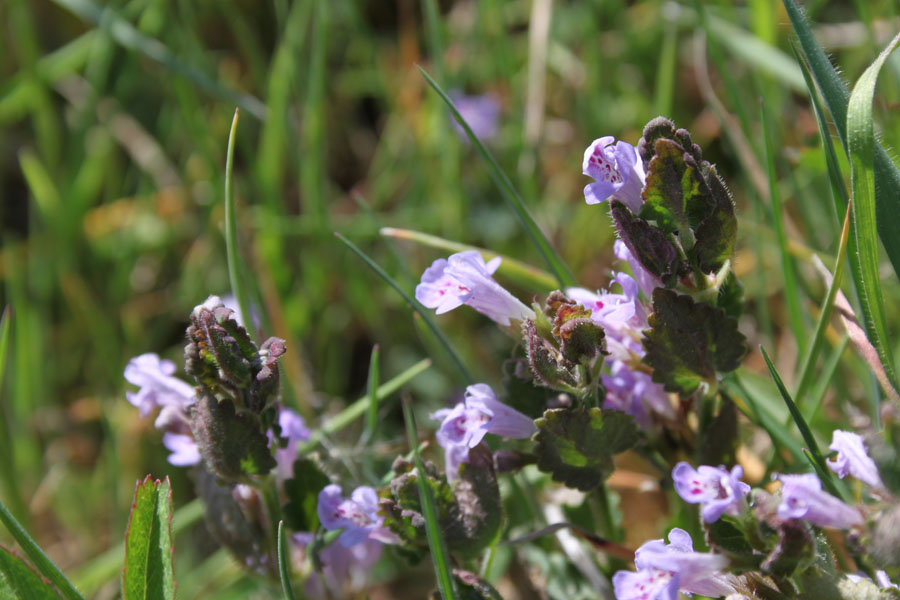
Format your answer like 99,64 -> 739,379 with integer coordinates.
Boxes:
776,473 -> 863,529
672,463 -> 750,523
827,430 -> 884,490
415,251 -> 534,327
317,485 -> 399,548
583,136 -> 646,213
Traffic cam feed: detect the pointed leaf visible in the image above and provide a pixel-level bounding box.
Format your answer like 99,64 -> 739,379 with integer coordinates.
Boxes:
123,476 -> 175,600
0,546 -> 60,600
534,407 -> 638,491
643,289 -> 746,394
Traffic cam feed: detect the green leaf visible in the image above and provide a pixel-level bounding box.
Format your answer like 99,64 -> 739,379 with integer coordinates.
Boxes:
419,67 -> 574,289
534,407 -> 638,491
190,393 -> 276,483
223,108 -> 255,341
0,496 -> 84,600
639,138 -> 714,236
0,546 -> 60,600
282,459 -> 331,532
610,200 -> 684,288
690,166 -> 737,274
846,32 -> 900,402
762,520 -> 815,578
798,566 -> 900,600
500,358 -> 553,420
783,0 -> 900,282
643,289 -> 746,394
123,476 -> 175,600
703,517 -> 758,566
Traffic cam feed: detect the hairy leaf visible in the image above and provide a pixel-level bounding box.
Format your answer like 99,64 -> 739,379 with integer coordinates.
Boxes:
0,547 -> 60,600
643,289 -> 746,394
690,166 -> 737,273
610,200 -> 684,288
534,407 -> 638,491
639,138 -> 715,236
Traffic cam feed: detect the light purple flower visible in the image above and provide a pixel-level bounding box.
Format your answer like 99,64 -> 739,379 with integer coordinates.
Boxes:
124,353 -> 195,418
162,432 -> 201,466
827,430 -> 883,489
449,91 -> 500,143
294,532 -> 383,599
613,528 -> 734,600
272,408 -> 312,480
583,136 -> 646,213
317,484 -> 398,548
672,463 -> 750,523
614,239 -> 659,298
431,383 -> 537,477
776,473 -> 863,529
567,274 -> 647,362
603,360 -> 673,426
415,251 -> 534,326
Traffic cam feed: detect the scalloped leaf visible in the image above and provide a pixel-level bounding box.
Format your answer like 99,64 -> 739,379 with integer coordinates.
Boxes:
639,138 -> 715,236
610,200 -> 684,288
123,476 -> 175,600
643,289 -> 746,394
534,407 -> 638,491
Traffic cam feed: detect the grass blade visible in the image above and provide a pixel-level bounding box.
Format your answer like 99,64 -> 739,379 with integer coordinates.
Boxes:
0,307 -> 26,524
380,227 -> 558,291
418,67 -> 574,289
401,398 -> 457,600
723,377 -> 803,464
334,232 -> 473,383
793,203 -> 851,408
783,0 -> 900,279
759,346 -> 840,498
48,0 -> 266,119
363,345 -> 380,444
846,32 -> 900,402
299,358 -> 432,454
761,103 -> 806,355
223,108 -> 255,340
276,521 -> 296,600
0,497 -> 85,600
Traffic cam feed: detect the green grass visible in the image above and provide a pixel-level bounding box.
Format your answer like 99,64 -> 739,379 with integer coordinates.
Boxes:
2,1 -> 900,597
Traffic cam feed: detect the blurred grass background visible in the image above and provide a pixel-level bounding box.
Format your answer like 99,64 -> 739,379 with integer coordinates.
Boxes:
2,0 -> 900,597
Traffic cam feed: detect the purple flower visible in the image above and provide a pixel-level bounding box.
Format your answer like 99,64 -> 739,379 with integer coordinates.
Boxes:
672,463 -> 750,523
602,360 -> 673,426
583,136 -> 646,213
415,251 -> 534,326
613,528 -> 734,600
449,91 -> 500,143
432,383 -> 537,477
162,433 -> 201,466
124,353 -> 195,418
272,408 -> 311,480
776,473 -> 863,529
567,274 -> 648,363
827,430 -> 883,489
614,239 -> 659,298
294,532 -> 383,598
317,484 -> 398,547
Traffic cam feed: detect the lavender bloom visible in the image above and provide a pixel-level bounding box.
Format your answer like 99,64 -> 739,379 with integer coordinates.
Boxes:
272,408 -> 312,480
613,528 -> 734,600
603,360 -> 673,426
432,383 -> 537,477
449,91 -> 501,143
317,485 -> 398,548
672,463 -> 750,523
583,136 -> 646,213
294,532 -> 383,599
162,433 -> 201,466
776,473 -> 863,529
124,353 -> 195,418
567,272 -> 648,360
415,251 -> 535,326
876,571 -> 900,590
614,239 -> 659,298
827,430 -> 884,489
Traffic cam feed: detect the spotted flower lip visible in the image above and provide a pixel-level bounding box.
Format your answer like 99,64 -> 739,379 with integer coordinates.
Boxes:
317,484 -> 398,548
415,250 -> 535,326
775,473 -> 863,529
613,528 -> 735,600
431,383 -> 537,478
827,429 -> 884,489
583,136 -> 646,213
672,462 -> 750,523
